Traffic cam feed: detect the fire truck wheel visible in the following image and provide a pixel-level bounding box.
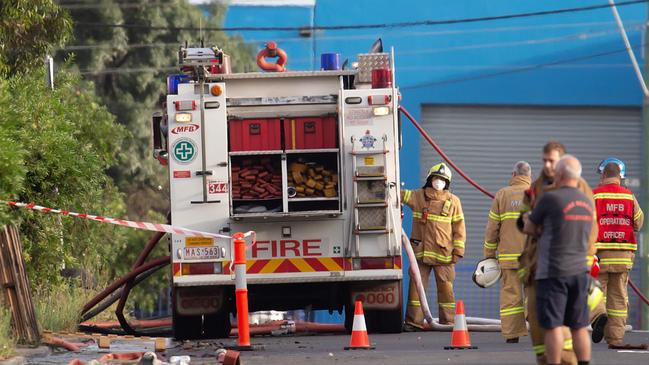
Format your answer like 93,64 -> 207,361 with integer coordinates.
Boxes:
363,310 -> 381,333
344,306 -> 402,334
373,307 -> 403,334
172,312 -> 203,340
344,303 -> 353,334
203,310 -> 232,339
350,308 -> 402,334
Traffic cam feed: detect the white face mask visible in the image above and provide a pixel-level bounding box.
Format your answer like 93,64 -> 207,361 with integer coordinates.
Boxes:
432,179 -> 446,191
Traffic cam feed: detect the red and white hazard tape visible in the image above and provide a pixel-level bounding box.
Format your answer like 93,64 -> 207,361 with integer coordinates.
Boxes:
1,201 -> 231,239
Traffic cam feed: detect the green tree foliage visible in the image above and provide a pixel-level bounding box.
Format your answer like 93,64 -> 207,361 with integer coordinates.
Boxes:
0,68 -> 129,284
59,0 -> 257,219
0,0 -> 72,76
0,0 -> 258,315
0,307 -> 13,359
58,1 -> 258,312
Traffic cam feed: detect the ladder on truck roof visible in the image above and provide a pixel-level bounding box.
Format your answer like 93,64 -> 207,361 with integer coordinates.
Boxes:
350,134 -> 393,256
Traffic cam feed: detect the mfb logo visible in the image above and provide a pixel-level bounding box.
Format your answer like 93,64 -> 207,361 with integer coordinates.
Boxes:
251,239 -> 323,258
171,124 -> 199,134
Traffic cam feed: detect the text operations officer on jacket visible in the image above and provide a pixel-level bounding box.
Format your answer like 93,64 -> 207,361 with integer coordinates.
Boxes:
593,158 -> 645,349
401,162 -> 466,331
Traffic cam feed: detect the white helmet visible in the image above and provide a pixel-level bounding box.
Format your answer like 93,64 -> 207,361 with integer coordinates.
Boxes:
472,258 -> 501,288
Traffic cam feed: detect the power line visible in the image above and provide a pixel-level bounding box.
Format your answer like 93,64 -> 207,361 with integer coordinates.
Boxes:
61,20 -> 644,51
397,64 -> 635,72
59,2 -> 169,9
73,0 -> 649,32
401,42 -> 647,90
79,66 -> 177,75
397,26 -> 642,56
72,26 -> 642,73
78,63 -> 637,76
79,41 -> 645,76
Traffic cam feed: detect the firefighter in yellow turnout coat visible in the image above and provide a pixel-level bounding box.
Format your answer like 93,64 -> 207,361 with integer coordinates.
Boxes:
483,161 -> 531,343
401,163 -> 466,330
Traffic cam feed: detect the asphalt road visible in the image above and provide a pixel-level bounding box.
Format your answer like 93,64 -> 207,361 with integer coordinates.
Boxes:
26,331 -> 649,365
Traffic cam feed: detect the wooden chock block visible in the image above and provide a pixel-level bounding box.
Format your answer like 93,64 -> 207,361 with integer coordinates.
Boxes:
154,337 -> 168,352
98,336 -> 111,349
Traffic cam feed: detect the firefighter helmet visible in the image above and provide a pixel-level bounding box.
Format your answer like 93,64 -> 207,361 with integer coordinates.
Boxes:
597,157 -> 626,179
427,162 -> 452,183
472,258 -> 501,288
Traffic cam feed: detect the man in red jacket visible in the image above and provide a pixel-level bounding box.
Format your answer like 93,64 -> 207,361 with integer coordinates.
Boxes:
593,158 -> 645,349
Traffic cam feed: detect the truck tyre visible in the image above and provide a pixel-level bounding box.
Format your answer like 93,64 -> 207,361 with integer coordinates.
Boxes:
374,281 -> 404,333
344,303 -> 354,334
172,311 -> 203,340
357,307 -> 402,333
203,309 -> 232,339
345,302 -> 382,333
374,306 -> 403,333
345,281 -> 403,333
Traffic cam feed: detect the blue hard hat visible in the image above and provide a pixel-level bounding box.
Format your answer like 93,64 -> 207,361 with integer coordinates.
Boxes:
597,157 -> 626,179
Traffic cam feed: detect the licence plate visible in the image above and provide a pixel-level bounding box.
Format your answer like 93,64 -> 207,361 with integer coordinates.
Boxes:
184,246 -> 221,260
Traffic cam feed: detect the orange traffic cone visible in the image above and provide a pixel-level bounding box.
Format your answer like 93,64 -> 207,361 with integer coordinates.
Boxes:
444,300 -> 478,350
344,300 -> 375,350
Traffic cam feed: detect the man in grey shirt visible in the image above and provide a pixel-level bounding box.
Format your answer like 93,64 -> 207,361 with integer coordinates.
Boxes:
523,155 -> 592,365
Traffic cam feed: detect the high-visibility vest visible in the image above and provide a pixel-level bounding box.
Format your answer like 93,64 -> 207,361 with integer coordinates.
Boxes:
593,184 -> 636,250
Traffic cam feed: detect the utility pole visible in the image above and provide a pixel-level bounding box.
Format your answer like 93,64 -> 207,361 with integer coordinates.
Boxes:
642,5 -> 649,330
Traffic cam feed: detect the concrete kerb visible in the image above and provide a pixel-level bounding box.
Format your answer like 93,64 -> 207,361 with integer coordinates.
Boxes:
0,356 -> 25,365
0,346 -> 51,365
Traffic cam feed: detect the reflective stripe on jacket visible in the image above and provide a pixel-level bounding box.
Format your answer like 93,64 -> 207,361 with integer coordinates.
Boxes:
594,178 -> 644,272
593,180 -> 643,250
483,175 -> 531,269
401,187 -> 466,265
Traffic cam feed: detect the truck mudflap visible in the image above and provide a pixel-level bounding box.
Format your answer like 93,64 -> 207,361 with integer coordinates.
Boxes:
348,280 -> 401,310
174,286 -> 225,316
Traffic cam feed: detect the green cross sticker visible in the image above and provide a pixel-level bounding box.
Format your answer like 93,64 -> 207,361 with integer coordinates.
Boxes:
333,246 -> 341,254
172,138 -> 197,164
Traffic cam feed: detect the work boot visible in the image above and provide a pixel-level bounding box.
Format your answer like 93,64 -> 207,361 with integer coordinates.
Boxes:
591,314 -> 607,343
506,337 -> 519,344
403,323 -> 423,332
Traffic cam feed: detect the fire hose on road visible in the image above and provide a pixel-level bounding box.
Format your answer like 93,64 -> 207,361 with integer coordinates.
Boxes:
401,232 -> 502,332
401,233 -> 434,325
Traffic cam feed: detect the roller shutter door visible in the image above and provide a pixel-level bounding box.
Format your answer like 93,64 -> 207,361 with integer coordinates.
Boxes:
419,105 -> 643,321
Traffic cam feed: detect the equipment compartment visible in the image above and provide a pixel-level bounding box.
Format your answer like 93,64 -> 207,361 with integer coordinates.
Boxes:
228,118 -> 282,152
230,154 -> 283,214
284,116 -> 337,150
286,152 -> 340,212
